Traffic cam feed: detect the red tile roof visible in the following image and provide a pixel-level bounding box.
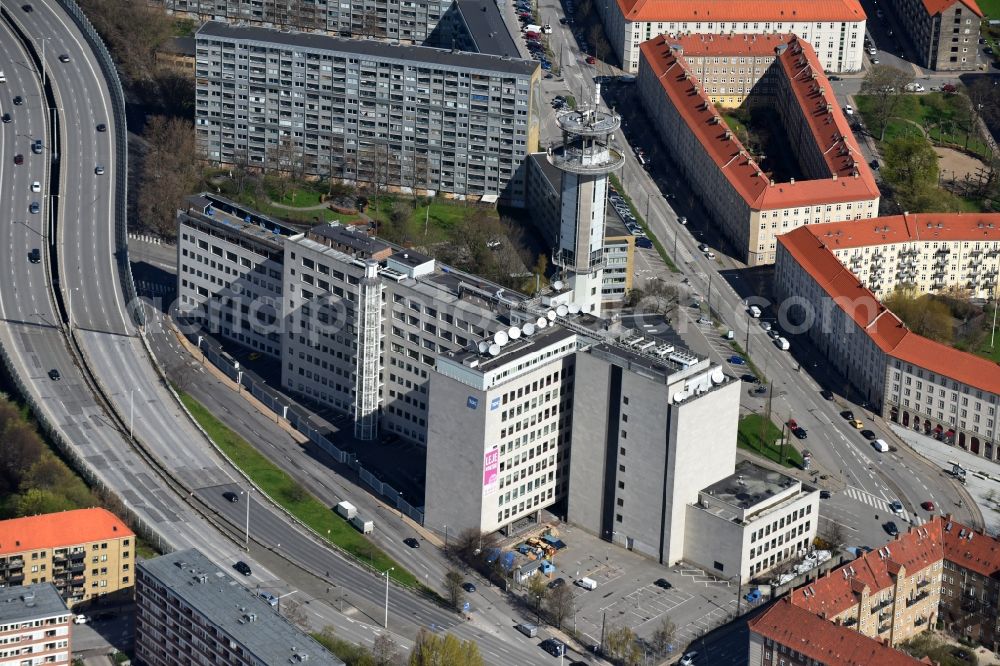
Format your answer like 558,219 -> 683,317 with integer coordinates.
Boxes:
942,518 -> 1000,577
664,33 -> 791,57
922,0 -> 983,17
618,0 -> 866,23
778,225 -> 1000,394
749,598 -> 926,665
638,35 -> 879,211
0,508 -> 133,555
802,213 -> 1000,249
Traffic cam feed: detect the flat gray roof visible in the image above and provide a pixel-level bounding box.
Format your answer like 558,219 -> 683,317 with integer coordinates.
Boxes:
701,460 -> 798,511
309,224 -> 391,256
139,549 -> 344,666
445,324 -> 577,371
0,584 -> 68,622
455,0 -> 522,58
197,21 -> 538,77
184,193 -> 296,249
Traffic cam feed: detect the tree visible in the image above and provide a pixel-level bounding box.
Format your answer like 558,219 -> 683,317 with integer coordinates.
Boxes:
860,65 -> 914,140
138,116 -> 200,238
313,627 -> 376,666
13,488 -> 77,517
881,135 -> 939,203
527,574 -> 549,622
545,583 -> 575,629
825,519 -> 847,552
409,630 -> 483,666
883,288 -> 953,343
650,617 -> 676,656
445,570 -> 465,611
604,624 -> 641,664
0,421 -> 44,493
372,633 -> 399,666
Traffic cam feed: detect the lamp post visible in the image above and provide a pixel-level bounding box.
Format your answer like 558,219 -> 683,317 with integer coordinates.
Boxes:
241,488 -> 251,549
382,566 -> 394,628
129,389 -> 135,439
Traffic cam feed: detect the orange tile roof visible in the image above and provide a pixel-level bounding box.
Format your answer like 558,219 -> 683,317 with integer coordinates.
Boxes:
942,518 -> 1000,577
665,33 -> 791,57
638,35 -> 879,211
618,0 -> 866,23
923,0 -> 983,17
0,509 -> 133,555
749,598 -> 925,665
778,225 -> 1000,394
803,213 -> 1000,249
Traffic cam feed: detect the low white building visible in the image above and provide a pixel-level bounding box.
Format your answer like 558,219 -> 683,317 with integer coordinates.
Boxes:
684,461 -> 820,583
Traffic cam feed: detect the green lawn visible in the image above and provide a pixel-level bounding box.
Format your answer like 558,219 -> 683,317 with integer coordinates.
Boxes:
737,414 -> 804,468
855,93 -> 993,159
720,112 -> 748,138
979,0 -> 1000,17
177,391 -> 420,589
972,337 -> 1000,364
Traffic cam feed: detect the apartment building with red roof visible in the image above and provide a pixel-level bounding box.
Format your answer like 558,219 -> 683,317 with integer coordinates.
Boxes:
940,518 -> 1000,648
0,508 -> 135,607
775,218 -> 1000,466
637,34 -> 879,266
594,0 -> 866,74
890,0 -> 982,70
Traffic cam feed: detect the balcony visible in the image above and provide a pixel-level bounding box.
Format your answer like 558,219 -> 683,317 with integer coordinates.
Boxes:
935,247 -> 951,255
906,590 -> 931,607
878,623 -> 891,634
872,598 -> 894,613
917,579 -> 931,589
914,616 -> 927,626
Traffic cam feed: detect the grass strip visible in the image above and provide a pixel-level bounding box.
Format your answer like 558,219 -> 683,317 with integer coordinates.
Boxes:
177,391 -> 420,588
737,414 -> 804,468
610,175 -> 680,273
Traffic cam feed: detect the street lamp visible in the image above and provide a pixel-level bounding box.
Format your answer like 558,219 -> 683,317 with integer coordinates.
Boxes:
382,566 -> 394,628
241,488 -> 251,549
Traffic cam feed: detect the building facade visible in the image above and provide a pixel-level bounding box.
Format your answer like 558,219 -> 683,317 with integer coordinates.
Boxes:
195,22 -> 540,206
684,461 -> 820,583
158,0 -> 452,43
176,193 -> 295,359
0,585 -> 71,666
891,0 -> 983,70
424,327 -> 578,535
637,34 -> 879,266
0,509 -> 134,608
776,220 -> 1000,465
566,344 -> 739,565
595,0 -> 866,73
135,549 -> 344,666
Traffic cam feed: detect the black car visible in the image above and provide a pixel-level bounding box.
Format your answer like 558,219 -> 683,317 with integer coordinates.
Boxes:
883,521 -> 899,537
21,4 -> 32,11
860,429 -> 877,441
48,368 -> 60,381
820,389 -> 834,401
539,639 -> 565,657
548,577 -> 566,589
869,159 -> 880,170
14,154 -> 23,165
58,54 -> 71,63
828,75 -> 842,81
820,490 -> 832,499
223,491 -> 239,503
792,427 -> 808,440
96,123 -> 107,132
28,248 -> 40,263
841,410 -> 855,421
404,537 -> 420,548
741,373 -> 759,384
1,113 -> 10,123
654,578 -> 672,589
13,96 -> 22,105
461,582 -> 476,593
233,561 -> 252,576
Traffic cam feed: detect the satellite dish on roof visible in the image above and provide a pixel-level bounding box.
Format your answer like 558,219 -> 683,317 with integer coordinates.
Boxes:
494,330 -> 510,346
556,305 -> 569,317
711,368 -> 725,384
488,344 -> 501,356
672,391 -> 689,403
478,341 -> 489,354
553,280 -> 564,290
547,311 -> 557,321
523,322 -> 536,336
568,303 -> 581,314
509,326 -> 521,339
537,318 -> 548,329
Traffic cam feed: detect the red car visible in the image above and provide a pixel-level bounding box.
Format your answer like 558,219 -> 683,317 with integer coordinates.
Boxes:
586,55 -> 596,64
921,501 -> 935,512
787,418 -> 798,430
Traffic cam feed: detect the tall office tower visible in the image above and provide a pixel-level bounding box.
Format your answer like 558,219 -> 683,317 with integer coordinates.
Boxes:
548,86 -> 624,317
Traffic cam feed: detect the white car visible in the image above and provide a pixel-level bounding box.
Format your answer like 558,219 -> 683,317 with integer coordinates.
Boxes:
843,105 -> 854,116
31,181 -> 40,192
760,321 -> 772,332
890,499 -> 904,515
73,615 -> 88,625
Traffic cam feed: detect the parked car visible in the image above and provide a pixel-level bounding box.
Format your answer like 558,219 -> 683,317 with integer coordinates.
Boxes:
860,429 -> 877,441
680,652 -> 698,666
73,615 -> 87,625
842,410 -> 855,421
820,490 -> 832,499
654,578 -> 672,589
820,389 -> 834,401
548,577 -> 566,589
849,419 -> 864,429
636,237 -> 653,249
883,521 -> 899,537
585,55 -> 596,64
843,104 -> 853,115
787,418 -> 798,430
793,427 -> 808,440
462,582 -> 476,593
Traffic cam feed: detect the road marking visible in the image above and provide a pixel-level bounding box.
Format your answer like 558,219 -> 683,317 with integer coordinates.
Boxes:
843,486 -> 923,525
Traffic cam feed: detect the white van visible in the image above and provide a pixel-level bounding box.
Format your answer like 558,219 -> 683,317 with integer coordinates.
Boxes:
748,305 -> 761,318
776,337 -> 790,351
577,577 -> 597,590
0,71 -> 6,83
872,439 -> 889,453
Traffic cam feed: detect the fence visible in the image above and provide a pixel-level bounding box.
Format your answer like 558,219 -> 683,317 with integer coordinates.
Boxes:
184,326 -> 425,524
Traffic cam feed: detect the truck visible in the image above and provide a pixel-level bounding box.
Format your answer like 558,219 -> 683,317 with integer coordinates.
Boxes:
515,623 -> 538,638
350,516 -> 374,534
748,304 -> 762,318
776,337 -> 790,351
335,501 -> 357,520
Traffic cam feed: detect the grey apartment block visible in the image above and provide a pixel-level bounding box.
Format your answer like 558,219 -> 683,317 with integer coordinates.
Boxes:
176,193 -> 296,359
567,345 -> 739,565
135,549 -> 344,666
428,0 -> 523,57
891,0 -> 981,70
158,0 -> 452,43
194,22 -> 540,205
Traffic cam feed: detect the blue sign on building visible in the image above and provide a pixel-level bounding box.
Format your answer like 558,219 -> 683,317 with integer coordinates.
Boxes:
467,396 -> 479,409
490,397 -> 501,411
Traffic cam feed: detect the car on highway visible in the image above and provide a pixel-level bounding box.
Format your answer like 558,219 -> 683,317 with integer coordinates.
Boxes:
849,419 -> 865,429
14,154 -> 23,165
921,501 -> 935,511
890,500 -> 904,515
28,248 -> 40,263
860,429 -> 877,441
223,491 -> 238,503
233,560 -> 252,576
58,54 -> 71,63
95,165 -> 105,175
31,139 -> 42,154
48,368 -> 61,381
539,639 -> 565,657
697,243 -> 709,252
820,389 -> 834,401
21,3 -> 32,11
548,577 -> 566,589
792,427 -> 808,440
13,95 -> 22,105
654,578 -> 672,589
883,521 -> 899,537
461,582 -> 477,593
1,113 -> 10,123
740,374 -> 759,384
404,537 -> 420,548
31,181 -> 40,193
29,202 -> 39,214
96,123 -> 107,132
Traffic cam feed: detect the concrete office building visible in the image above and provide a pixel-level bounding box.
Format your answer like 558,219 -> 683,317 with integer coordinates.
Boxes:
176,193 -> 297,360
891,0 -> 982,70
566,343 -> 739,565
135,549 -> 344,666
0,585 -> 72,666
776,223 -> 1000,463
596,0 -> 866,74
0,509 -> 134,608
159,0 -> 452,43
195,22 -> 540,205
684,461 -> 820,583
637,34 -> 879,266
424,326 -> 578,535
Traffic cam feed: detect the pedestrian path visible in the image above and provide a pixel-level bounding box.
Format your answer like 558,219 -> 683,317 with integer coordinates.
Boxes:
843,485 -> 924,525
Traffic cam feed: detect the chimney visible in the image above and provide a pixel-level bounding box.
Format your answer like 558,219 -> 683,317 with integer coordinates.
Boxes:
769,179 -> 776,186
790,178 -> 795,185
832,173 -> 837,181
724,130 -> 732,140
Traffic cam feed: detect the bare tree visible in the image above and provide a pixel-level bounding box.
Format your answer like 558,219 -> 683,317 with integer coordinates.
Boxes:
545,583 -> 575,629
372,632 -> 400,666
445,570 -> 465,611
860,65 -> 914,141
138,116 -> 200,238
604,624 -> 640,664
650,617 -> 676,656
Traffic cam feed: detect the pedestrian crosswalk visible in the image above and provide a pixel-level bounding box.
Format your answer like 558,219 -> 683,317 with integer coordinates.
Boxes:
842,486 -> 926,526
